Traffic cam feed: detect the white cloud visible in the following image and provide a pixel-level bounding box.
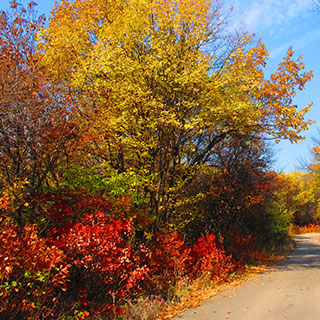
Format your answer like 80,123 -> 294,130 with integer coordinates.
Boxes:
227,0 -> 314,34
269,28 -> 320,59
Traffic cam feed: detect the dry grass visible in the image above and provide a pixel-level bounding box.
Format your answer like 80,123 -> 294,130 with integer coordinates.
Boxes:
122,296 -> 170,320
119,253 -> 288,320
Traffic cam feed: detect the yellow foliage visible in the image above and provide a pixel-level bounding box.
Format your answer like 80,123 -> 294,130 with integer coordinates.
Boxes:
0,179 -> 29,213
38,0 -> 313,228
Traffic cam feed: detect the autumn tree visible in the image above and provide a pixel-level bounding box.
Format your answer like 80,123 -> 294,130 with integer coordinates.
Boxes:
39,0 -> 313,230
287,172 -> 319,224
0,1 -> 80,224
176,134 -> 271,233
301,141 -> 320,223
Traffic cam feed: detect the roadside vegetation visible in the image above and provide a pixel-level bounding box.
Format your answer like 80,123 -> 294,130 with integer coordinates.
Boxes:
0,1 -> 319,319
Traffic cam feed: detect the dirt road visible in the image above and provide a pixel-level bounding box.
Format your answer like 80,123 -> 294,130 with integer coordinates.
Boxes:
173,233 -> 320,320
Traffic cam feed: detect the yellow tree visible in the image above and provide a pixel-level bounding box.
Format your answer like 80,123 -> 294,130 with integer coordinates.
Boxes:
39,0 -> 313,230
307,144 -> 320,221
276,172 -> 320,225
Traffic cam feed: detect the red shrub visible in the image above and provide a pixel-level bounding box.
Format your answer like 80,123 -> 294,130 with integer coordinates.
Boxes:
148,231 -> 191,292
0,222 -> 69,319
147,231 -> 235,293
191,234 -> 234,280
55,212 -> 150,316
0,211 -> 151,319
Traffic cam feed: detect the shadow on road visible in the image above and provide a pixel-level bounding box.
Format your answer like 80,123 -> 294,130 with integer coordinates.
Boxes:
276,234 -> 320,271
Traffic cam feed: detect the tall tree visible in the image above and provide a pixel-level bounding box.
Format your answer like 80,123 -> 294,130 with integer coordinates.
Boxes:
0,1 -> 79,223
39,0 -> 313,230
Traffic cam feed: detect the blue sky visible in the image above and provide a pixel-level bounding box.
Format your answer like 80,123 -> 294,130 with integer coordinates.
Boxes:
225,0 -> 320,173
2,0 -> 320,173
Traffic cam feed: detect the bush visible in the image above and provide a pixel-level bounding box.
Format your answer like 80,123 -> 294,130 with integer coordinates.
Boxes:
0,222 -> 69,319
53,212 -> 150,317
147,231 -> 234,297
0,211 -> 151,319
148,231 -> 191,295
191,234 -> 234,280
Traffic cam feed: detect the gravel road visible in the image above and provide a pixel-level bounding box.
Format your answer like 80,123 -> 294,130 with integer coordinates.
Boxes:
173,233 -> 320,320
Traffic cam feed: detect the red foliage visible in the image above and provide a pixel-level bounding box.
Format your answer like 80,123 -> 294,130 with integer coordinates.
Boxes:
291,224 -> 320,234
191,234 -> 234,280
0,197 -> 9,211
0,212 -> 151,318
37,188 -> 112,234
0,222 -> 69,319
0,181 -> 241,319
38,188 -> 151,235
148,231 -> 234,293
149,231 -> 191,284
54,212 -> 150,316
